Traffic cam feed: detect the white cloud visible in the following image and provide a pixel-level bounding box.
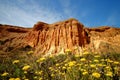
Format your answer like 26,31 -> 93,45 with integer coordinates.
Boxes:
58,0 -> 74,17
0,0 -> 65,27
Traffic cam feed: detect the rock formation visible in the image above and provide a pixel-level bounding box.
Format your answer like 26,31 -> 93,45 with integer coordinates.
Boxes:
26,18 -> 90,55
0,18 -> 120,57
85,26 -> 120,53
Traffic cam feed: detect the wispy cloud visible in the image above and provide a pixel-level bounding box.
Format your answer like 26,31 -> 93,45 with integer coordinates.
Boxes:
1,0 -> 119,28
0,0 -> 65,27
58,0 -> 89,25
58,0 -> 78,18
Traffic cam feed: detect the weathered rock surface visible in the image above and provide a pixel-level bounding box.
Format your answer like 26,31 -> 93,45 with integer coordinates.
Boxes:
26,18 -> 90,55
0,19 -> 120,57
0,24 -> 31,52
85,26 -> 120,53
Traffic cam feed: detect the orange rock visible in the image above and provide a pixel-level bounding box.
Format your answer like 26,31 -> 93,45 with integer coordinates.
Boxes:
26,18 -> 90,54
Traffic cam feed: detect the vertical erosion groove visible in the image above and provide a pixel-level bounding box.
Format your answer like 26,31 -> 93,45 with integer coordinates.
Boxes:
26,19 -> 88,54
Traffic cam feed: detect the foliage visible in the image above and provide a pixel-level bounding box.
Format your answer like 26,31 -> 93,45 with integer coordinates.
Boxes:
0,50 -> 120,80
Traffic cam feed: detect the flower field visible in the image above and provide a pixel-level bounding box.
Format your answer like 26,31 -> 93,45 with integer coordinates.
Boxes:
0,50 -> 120,80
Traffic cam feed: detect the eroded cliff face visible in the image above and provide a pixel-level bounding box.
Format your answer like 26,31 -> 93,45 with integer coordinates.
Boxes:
0,18 -> 120,58
0,24 -> 32,59
85,26 -> 120,53
26,18 -> 90,55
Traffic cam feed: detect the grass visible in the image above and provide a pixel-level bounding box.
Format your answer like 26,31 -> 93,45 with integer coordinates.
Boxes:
0,49 -> 120,80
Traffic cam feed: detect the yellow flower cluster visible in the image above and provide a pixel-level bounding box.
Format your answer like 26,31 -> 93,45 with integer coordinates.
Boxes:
65,49 -> 72,53
106,71 -> 113,77
93,59 -> 99,63
12,60 -> 20,64
22,65 -> 31,71
82,71 -> 88,75
80,58 -> 86,62
1,49 -> 120,80
9,78 -> 21,80
35,71 -> 43,75
90,64 -> 96,68
68,61 -> 76,67
27,51 -> 34,55
92,72 -> 101,78
114,61 -> 119,64
83,51 -> 89,55
1,72 -> 9,76
36,57 -> 46,63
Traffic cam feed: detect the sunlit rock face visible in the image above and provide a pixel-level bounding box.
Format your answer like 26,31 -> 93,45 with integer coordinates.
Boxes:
85,26 -> 120,53
1,18 -> 120,57
26,18 -> 90,55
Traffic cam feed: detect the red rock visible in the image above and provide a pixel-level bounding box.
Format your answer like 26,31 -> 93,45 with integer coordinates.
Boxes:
26,18 -> 90,55
1,19 -> 120,57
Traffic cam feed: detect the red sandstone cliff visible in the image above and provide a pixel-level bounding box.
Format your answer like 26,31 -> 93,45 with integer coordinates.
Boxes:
26,18 -> 90,55
0,18 -> 120,57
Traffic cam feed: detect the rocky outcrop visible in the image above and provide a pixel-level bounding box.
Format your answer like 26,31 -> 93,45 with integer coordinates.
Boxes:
26,18 -> 90,55
0,24 -> 31,52
1,19 -> 120,57
85,26 -> 120,53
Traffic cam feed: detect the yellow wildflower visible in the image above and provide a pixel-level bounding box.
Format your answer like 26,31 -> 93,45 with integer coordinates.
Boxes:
62,73 -> 65,76
49,55 -> 53,58
68,61 -> 76,67
92,72 -> 101,78
65,49 -> 72,53
93,59 -> 99,63
15,78 -> 21,80
39,57 -> 46,61
94,55 -> 100,58
80,69 -> 84,71
77,63 -> 82,66
49,67 -> 53,70
90,64 -> 96,68
82,48 -> 87,51
24,79 -> 29,80
67,67 -> 71,70
22,65 -> 30,71
62,66 -> 66,70
36,57 -> 45,63
114,67 -> 119,71
97,64 -> 103,67
82,71 -> 88,75
75,54 -> 80,58
1,72 -> 9,76
24,71 -> 28,74
80,58 -> 86,62
51,74 -> 55,77
107,59 -> 113,63
105,66 -> 111,69
101,59 -> 105,62
83,51 -> 89,55
27,51 -> 33,55
12,60 -> 20,64
55,70 -> 58,72
114,61 -> 119,65
39,77 -> 43,80
64,63 -> 68,66
38,71 -> 43,75
34,76 -> 37,79
55,63 -> 59,66
106,71 -> 113,77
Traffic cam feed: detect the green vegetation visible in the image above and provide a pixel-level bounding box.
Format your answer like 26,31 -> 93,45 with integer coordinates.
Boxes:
0,49 -> 120,80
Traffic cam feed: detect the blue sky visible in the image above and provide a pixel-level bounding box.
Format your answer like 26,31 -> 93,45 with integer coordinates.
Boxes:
0,0 -> 120,27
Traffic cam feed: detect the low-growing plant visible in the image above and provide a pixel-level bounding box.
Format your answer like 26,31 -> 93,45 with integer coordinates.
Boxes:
0,50 -> 120,80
